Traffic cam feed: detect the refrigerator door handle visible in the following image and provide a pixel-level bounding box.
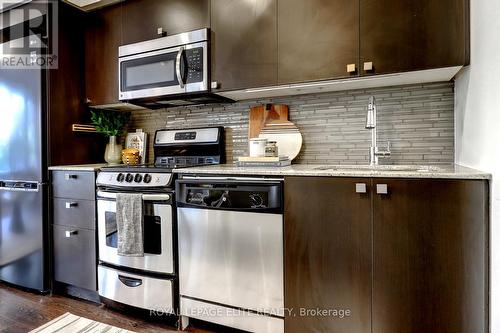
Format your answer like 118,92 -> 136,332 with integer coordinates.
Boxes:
0,181 -> 41,192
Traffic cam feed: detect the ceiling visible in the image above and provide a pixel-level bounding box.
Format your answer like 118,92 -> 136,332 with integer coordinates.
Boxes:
63,0 -> 123,11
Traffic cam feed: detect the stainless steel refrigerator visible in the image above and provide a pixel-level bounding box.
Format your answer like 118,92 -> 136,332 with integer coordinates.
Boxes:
0,66 -> 49,292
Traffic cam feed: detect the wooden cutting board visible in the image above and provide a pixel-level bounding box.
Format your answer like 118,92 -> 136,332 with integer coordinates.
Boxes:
248,104 -> 289,138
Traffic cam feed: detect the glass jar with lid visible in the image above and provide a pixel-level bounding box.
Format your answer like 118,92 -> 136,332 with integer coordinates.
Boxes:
265,141 -> 278,157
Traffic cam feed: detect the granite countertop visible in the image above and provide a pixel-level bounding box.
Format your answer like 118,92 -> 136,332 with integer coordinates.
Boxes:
48,163 -> 108,172
174,164 -> 491,180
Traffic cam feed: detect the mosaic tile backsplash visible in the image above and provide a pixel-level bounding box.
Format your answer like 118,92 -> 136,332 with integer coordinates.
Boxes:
128,82 -> 454,165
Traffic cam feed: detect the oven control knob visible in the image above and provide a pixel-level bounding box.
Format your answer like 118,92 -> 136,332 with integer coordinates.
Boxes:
143,174 -> 152,183
125,173 -> 134,182
134,174 -> 143,183
116,173 -> 125,182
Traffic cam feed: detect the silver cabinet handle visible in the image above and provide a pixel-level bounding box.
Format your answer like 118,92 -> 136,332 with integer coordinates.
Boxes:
176,46 -> 185,89
355,183 -> 367,193
65,202 -> 78,209
64,174 -> 77,180
65,230 -> 78,238
347,63 -> 356,73
376,184 -> 388,195
363,61 -> 374,71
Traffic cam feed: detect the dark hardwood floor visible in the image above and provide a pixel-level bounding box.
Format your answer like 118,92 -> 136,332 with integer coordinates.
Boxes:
0,283 -> 220,333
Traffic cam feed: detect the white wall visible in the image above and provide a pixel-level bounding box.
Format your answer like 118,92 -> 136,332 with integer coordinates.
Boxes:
455,0 -> 500,332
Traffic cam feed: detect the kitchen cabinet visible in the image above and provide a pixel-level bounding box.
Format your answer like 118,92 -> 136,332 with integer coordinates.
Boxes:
122,0 -> 209,45
51,170 -> 98,293
211,0 -> 277,91
85,0 -> 210,106
277,0 -> 467,83
52,171 -> 96,200
359,0 -> 469,75
53,225 -> 96,291
278,0 -> 359,83
284,176 -> 488,333
85,3 -> 122,106
83,0 -> 469,97
49,2 -> 105,165
372,179 -> 487,333
284,177 -> 372,333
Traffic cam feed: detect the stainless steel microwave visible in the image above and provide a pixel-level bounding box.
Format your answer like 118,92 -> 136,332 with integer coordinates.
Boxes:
118,28 -> 229,108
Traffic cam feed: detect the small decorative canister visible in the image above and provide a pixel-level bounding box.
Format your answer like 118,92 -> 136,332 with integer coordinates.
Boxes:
249,138 -> 268,157
265,141 -> 278,157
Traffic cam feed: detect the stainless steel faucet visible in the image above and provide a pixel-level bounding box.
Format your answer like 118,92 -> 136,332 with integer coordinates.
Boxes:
365,96 -> 391,166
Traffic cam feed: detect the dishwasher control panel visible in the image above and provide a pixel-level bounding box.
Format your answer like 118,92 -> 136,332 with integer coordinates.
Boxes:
176,179 -> 282,211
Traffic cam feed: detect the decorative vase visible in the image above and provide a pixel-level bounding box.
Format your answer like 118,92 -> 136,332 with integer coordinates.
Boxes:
104,136 -> 122,165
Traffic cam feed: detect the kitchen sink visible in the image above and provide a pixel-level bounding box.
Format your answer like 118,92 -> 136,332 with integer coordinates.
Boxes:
313,165 -> 444,172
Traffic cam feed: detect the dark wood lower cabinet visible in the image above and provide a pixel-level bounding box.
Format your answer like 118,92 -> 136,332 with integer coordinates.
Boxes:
284,177 -> 372,333
372,179 -> 488,333
284,176 -> 488,333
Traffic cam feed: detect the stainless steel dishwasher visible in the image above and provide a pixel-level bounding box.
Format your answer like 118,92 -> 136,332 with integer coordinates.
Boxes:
176,176 -> 284,333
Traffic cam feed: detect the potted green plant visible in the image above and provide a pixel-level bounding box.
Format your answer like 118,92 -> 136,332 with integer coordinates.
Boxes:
90,110 -> 131,165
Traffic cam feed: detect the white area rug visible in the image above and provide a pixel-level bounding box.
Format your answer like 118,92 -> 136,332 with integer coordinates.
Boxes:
29,312 -> 136,333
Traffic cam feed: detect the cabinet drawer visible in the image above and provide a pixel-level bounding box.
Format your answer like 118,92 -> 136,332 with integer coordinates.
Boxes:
98,265 -> 174,312
53,225 -> 96,291
52,171 -> 95,200
53,198 -> 95,230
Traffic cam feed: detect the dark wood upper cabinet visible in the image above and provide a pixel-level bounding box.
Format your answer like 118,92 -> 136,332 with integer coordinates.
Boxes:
360,0 -> 469,75
84,3 -> 122,106
84,0 -> 209,106
48,2 -> 104,165
122,0 -> 209,45
284,177 -> 372,333
83,0 -> 469,99
211,0 -> 277,91
372,179 -> 487,333
278,0 -> 359,84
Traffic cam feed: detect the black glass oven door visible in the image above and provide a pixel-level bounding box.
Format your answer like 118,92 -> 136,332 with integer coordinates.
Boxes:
104,202 -> 162,255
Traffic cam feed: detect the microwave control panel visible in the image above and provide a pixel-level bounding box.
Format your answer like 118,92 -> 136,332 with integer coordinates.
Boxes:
186,47 -> 203,83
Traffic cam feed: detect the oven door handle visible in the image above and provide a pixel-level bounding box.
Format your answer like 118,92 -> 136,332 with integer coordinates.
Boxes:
97,191 -> 171,202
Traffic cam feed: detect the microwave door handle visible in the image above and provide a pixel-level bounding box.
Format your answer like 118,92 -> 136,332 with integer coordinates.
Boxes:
176,46 -> 186,89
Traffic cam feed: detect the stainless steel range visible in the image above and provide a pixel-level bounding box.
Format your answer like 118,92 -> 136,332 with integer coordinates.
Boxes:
95,127 -> 225,314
